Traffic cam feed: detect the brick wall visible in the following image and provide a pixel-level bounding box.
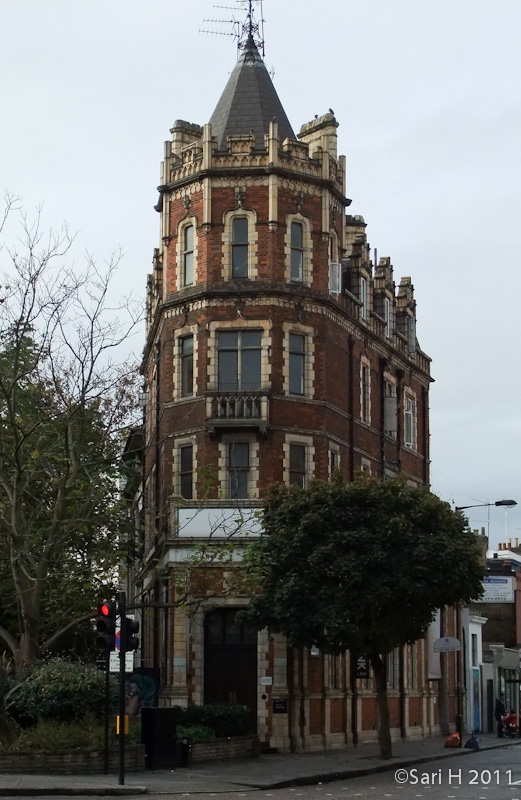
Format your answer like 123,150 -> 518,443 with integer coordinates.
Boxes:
0,745 -> 145,775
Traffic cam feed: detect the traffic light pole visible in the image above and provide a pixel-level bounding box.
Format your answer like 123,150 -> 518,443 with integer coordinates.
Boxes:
118,590 -> 127,786
104,650 -> 110,775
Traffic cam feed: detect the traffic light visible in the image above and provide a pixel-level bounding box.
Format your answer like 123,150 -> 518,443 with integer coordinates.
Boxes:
122,616 -> 139,651
96,600 -> 117,651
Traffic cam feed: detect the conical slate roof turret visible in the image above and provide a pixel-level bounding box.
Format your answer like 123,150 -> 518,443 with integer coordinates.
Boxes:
209,36 -> 295,151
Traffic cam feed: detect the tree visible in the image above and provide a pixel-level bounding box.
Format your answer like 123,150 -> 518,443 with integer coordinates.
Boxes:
242,476 -> 484,759
0,194 -> 141,672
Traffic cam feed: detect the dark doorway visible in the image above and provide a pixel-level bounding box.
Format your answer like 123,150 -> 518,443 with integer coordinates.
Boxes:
204,608 -> 257,722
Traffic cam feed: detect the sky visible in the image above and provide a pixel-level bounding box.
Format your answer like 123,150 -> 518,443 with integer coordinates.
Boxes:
1,0 -> 520,548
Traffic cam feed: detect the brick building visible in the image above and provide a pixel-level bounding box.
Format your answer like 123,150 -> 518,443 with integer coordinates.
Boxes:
136,17 -> 447,749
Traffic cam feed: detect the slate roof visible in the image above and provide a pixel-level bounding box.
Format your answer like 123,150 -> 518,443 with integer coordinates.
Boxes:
209,36 -> 296,151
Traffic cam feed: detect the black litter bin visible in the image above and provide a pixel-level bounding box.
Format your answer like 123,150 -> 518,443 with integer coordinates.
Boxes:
141,707 -> 180,769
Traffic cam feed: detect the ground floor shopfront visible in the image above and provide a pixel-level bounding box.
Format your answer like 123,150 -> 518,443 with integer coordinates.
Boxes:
141,597 -> 463,751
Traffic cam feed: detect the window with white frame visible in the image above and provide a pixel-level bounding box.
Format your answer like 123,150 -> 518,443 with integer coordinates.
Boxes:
283,323 -> 314,398
218,438 -> 260,500
285,214 -> 312,285
384,379 -> 397,439
176,218 -> 198,289
173,326 -> 198,400
328,444 -> 340,480
228,442 -> 250,499
360,457 -> 371,474
183,224 -> 194,286
218,330 -> 261,391
288,333 -> 305,395
180,335 -> 194,397
222,209 -> 258,282
404,391 -> 417,449
360,277 -> 368,321
179,444 -> 194,499
360,360 -> 371,424
284,435 -> 314,488
289,443 -> 307,487
232,217 -> 248,278
173,438 -> 197,500
290,222 -> 304,281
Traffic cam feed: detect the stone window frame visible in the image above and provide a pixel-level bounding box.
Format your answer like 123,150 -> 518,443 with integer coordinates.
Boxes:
284,213 -> 313,286
360,356 -> 371,425
206,318 -> 272,396
384,373 -> 398,440
172,436 -> 198,500
175,216 -> 199,289
328,442 -> 340,480
173,324 -> 198,400
222,208 -> 258,282
360,276 -> 369,322
329,229 -> 340,264
360,457 -> 372,475
282,322 -> 315,398
403,388 -> 417,450
218,433 -> 260,500
283,433 -> 315,488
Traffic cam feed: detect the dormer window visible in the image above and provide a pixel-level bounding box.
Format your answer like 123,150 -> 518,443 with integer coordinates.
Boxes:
232,218 -> 248,278
290,222 -> 304,281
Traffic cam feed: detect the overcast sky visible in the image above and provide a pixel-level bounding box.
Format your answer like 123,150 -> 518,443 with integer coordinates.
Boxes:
1,0 -> 520,548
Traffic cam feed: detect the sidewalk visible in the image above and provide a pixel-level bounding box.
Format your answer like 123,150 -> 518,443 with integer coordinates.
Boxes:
0,734 -> 519,795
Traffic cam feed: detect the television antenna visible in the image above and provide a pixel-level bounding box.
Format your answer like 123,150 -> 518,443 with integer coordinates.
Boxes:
200,0 -> 266,56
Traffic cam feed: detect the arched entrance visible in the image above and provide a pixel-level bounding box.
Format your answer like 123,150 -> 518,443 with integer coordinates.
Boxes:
204,608 -> 257,721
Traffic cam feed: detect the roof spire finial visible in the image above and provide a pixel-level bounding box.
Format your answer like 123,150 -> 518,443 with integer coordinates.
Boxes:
200,1 -> 265,56
239,0 -> 265,55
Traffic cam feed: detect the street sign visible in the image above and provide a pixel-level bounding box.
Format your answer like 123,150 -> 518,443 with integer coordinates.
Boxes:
355,655 -> 369,678
433,636 -> 461,653
109,616 -> 135,672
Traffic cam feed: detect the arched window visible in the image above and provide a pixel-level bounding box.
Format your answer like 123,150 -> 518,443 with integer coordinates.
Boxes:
232,218 -> 248,278
183,224 -> 194,286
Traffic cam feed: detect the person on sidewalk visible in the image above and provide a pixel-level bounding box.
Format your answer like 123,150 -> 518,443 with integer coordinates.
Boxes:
495,692 -> 506,738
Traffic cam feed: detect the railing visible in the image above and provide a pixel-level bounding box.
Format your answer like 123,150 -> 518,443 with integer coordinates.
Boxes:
206,393 -> 269,433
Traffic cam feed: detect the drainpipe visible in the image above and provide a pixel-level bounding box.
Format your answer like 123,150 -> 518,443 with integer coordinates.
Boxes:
348,336 -> 355,480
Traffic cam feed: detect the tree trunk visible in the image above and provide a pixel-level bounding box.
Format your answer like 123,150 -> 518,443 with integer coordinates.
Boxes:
370,653 -> 393,759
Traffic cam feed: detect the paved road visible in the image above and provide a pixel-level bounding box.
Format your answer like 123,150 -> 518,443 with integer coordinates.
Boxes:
126,747 -> 521,800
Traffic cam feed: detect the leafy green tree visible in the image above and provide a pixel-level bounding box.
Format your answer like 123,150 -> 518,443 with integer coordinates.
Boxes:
0,195 -> 140,672
242,476 -> 484,758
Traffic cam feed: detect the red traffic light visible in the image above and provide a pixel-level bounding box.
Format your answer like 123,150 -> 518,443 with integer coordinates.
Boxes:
96,600 -> 117,652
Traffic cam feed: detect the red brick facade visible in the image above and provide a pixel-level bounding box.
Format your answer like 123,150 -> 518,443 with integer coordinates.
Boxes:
135,39 -> 455,751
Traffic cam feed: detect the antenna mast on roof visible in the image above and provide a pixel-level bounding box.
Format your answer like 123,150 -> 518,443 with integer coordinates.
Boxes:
199,0 -> 266,56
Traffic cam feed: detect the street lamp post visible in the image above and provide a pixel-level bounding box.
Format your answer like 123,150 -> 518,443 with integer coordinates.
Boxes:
455,500 -> 517,545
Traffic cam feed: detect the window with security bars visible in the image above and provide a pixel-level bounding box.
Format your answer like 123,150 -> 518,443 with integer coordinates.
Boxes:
217,330 -> 261,391
290,222 -> 303,281
179,445 -> 193,499
288,333 -> 305,395
289,443 -> 306,488
232,218 -> 248,278
180,335 -> 194,397
229,442 -> 249,499
183,225 -> 194,286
